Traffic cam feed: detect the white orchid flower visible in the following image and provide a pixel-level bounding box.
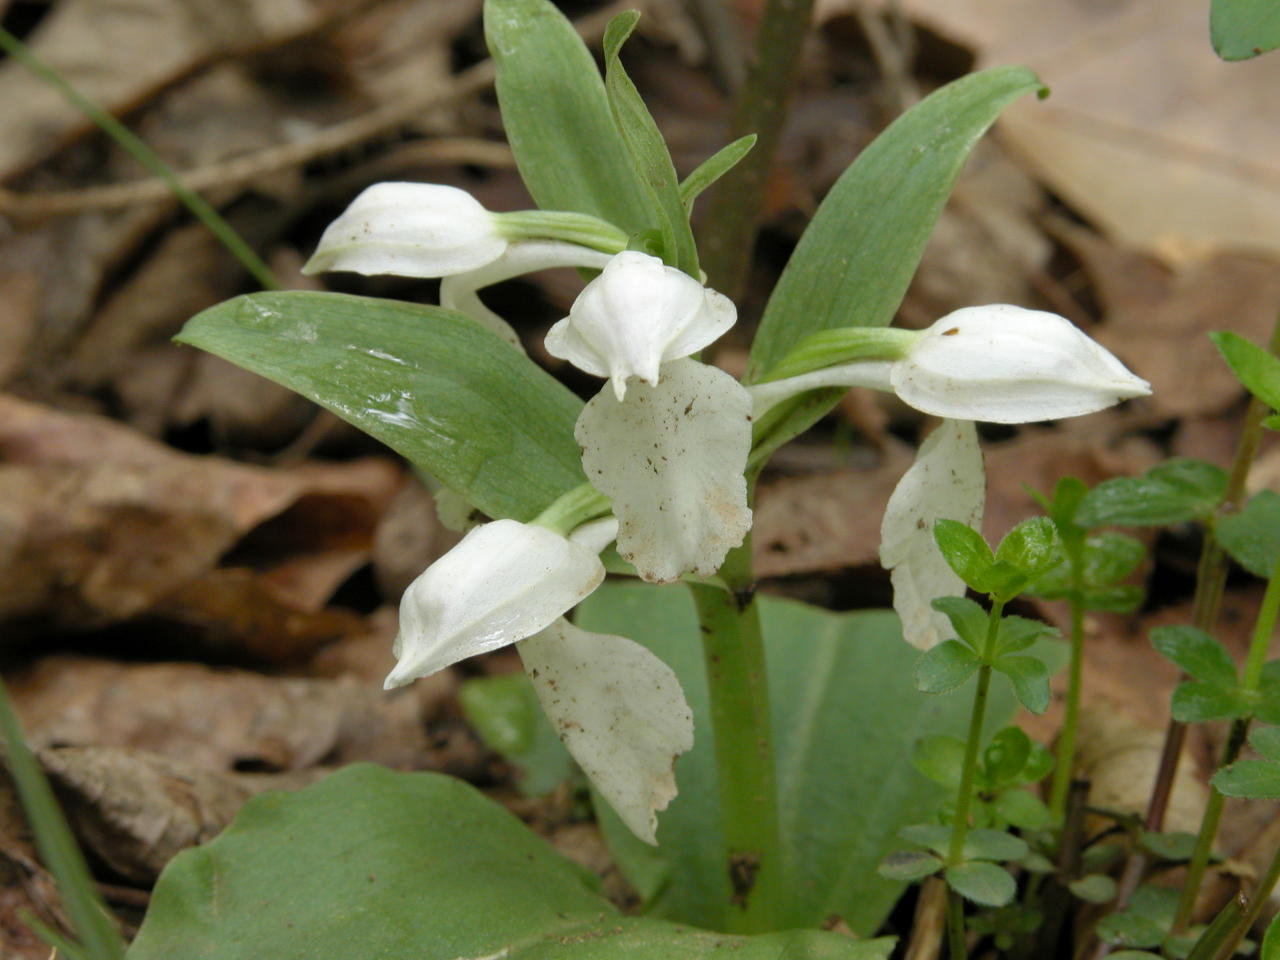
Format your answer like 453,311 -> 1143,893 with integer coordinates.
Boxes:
879,420 -> 985,650
520,618 -> 693,844
545,251 -> 736,401
385,517 -> 613,689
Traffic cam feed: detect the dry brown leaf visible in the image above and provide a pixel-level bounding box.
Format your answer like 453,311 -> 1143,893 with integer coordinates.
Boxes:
373,478 -> 462,599
0,0 -> 336,180
837,0 -> 1280,262
1052,220 -> 1280,418
39,745 -> 321,886
10,656 -> 437,773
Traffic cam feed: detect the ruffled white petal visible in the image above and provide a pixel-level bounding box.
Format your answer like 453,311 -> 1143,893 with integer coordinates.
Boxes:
576,358 -> 752,583
748,361 -> 895,418
892,305 -> 1151,423
880,420 -> 985,650
546,251 -> 736,401
440,241 -> 615,350
386,519 -> 604,689
304,182 -> 506,279
519,619 -> 693,845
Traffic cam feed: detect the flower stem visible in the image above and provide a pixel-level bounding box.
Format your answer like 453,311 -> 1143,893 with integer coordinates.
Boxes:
1173,557 -> 1280,932
689,535 -> 785,933
0,27 -> 279,292
947,599 -> 1005,864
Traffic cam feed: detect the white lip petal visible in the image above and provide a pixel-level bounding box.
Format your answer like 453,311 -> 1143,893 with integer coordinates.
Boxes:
575,358 -> 752,583
891,304 -> 1151,423
441,241 -> 616,351
545,251 -> 736,399
519,619 -> 693,845
385,519 -> 604,689
304,182 -> 507,279
880,420 -> 986,650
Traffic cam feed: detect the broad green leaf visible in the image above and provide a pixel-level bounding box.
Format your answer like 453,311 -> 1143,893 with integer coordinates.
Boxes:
576,583 -> 1023,935
996,616 -> 1058,657
1212,758 -> 1280,799
1017,742 -> 1055,785
992,789 -> 1051,830
993,655 -> 1051,714
912,735 -> 966,789
963,829 -> 1028,862
1077,459 -> 1227,527
747,67 -> 1042,452
877,851 -> 942,881
982,727 -> 1032,783
1170,680 -> 1249,723
933,519 -> 995,590
1140,831 -> 1198,862
945,861 -> 1016,907
1252,724 -> 1280,761
915,640 -> 982,694
931,596 -> 988,651
1216,490 -> 1280,579
1069,874 -> 1118,904
994,517 -> 1060,580
176,292 -> 584,522
899,823 -> 953,857
1212,331 -> 1280,408
458,673 -> 575,796
602,12 -> 698,274
485,0 -> 651,233
1150,626 -> 1237,687
128,765 -> 890,959
680,135 -> 756,211
1211,0 -> 1280,60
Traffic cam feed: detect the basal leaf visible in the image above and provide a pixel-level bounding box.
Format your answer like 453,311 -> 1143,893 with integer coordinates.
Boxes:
1210,0 -> 1280,60
177,292 -> 584,521
485,0 -> 652,234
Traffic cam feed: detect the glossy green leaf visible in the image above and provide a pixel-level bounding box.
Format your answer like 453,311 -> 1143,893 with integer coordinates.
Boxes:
931,596 -> 988,651
1150,626 -> 1237,687
1170,680 -> 1249,723
877,850 -> 943,881
963,829 -> 1028,863
458,673 -> 575,796
602,12 -> 698,273
747,67 -> 1042,452
128,765 -> 891,960
1211,0 -> 1280,60
994,517 -> 1060,580
1069,874 -> 1118,904
996,616 -> 1058,657
915,640 -> 982,694
176,292 -> 584,522
679,135 -> 756,211
1077,459 -> 1227,527
485,0 -> 652,233
576,583 -> 1023,935
1212,758 -> 1280,799
1212,330 -> 1280,407
934,519 -> 995,590
1217,490 -> 1280,579
912,735 -> 966,789
993,655 -> 1051,714
982,727 -> 1031,783
945,861 -> 1016,907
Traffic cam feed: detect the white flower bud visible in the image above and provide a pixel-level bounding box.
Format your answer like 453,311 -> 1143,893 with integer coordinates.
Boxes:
891,305 -> 1150,423
385,519 -> 604,689
545,251 -> 736,401
304,183 -> 507,279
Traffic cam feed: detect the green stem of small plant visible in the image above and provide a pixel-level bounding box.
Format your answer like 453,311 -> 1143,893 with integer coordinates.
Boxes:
947,598 -> 1005,864
946,889 -> 967,960
1216,840 -> 1280,960
690,534 -> 785,934
1173,558 -> 1280,932
1049,559 -> 1087,823
0,26 -> 279,291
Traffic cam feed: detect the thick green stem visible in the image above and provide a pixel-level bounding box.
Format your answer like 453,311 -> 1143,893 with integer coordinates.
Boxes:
1174,560 -> 1280,932
946,889 -> 967,960
699,0 -> 815,300
689,535 -> 784,933
1049,581 -> 1087,823
0,27 -> 278,291
947,600 -> 1005,864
